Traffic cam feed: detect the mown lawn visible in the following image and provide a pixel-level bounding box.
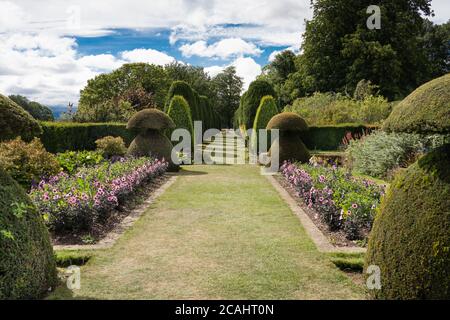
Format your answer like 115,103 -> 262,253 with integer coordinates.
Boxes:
49,165 -> 365,299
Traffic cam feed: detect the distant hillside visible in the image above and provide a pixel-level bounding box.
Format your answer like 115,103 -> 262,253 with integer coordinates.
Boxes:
49,106 -> 77,119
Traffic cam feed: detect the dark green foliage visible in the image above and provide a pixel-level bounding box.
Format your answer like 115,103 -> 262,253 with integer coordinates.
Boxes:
127,130 -> 178,171
238,80 -> 276,129
300,0 -> 438,100
77,63 -> 170,121
365,144 -> 450,299
266,112 -> 308,131
0,93 -> 42,142
383,73 -> 450,134
166,95 -> 194,136
40,122 -> 133,153
8,95 -> 54,121
165,81 -> 198,121
0,168 -> 58,299
302,125 -> 377,151
211,66 -> 243,127
198,95 -> 212,130
251,96 -> 279,152
270,133 -> 311,164
127,108 -> 175,134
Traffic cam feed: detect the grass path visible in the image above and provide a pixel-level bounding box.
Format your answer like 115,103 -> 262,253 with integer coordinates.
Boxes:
50,165 -> 365,299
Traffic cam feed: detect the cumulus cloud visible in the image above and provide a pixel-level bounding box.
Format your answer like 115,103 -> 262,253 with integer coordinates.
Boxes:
205,57 -> 262,91
120,48 -> 175,65
0,31 -> 177,105
180,38 -> 263,59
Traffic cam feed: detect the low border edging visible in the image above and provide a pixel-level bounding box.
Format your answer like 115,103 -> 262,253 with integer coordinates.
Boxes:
266,174 -> 366,254
53,175 -> 178,251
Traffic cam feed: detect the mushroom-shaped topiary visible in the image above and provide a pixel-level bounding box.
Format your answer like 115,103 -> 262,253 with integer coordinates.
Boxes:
266,112 -> 311,164
366,74 -> 450,299
0,168 -> 58,299
0,93 -> 42,142
127,108 -> 178,171
383,73 -> 450,133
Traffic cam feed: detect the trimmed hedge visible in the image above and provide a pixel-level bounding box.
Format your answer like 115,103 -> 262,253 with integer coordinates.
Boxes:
383,73 -> 450,134
302,124 -> 377,151
0,93 -> 42,142
0,168 -> 58,299
365,144 -> 450,299
40,122 -> 376,154
40,122 -> 133,153
238,80 -> 276,129
164,81 -> 199,121
166,95 -> 194,136
251,96 -> 279,152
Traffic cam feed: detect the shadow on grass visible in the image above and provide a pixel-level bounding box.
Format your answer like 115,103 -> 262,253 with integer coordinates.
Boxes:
176,167 -> 209,176
46,284 -> 98,300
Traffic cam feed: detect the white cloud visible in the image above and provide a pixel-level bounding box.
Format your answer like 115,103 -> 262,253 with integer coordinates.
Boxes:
204,65 -> 225,78
205,57 -> 262,91
120,48 -> 175,65
180,38 -> 263,59
0,32 -> 177,106
268,45 -> 300,62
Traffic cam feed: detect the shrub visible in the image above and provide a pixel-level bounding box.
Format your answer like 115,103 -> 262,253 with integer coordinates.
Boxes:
281,161 -> 385,240
251,96 -> 279,153
239,80 -> 276,129
8,95 -> 54,121
126,109 -> 177,171
95,136 -> 127,158
198,95 -> 212,130
0,138 -> 60,189
347,131 -> 421,178
0,93 -> 42,142
56,151 -> 104,174
0,168 -> 57,299
165,81 -> 198,121
166,95 -> 194,137
365,144 -> 450,299
383,73 -> 450,134
40,122 -> 133,153
284,92 -> 392,126
267,112 -> 310,164
30,158 -> 169,232
353,79 -> 379,101
126,108 -> 175,133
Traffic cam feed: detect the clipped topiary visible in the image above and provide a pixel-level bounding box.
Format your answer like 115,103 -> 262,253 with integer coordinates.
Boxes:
383,73 -> 450,134
366,74 -> 450,299
127,108 -> 178,171
0,93 -> 42,142
240,80 -> 276,129
251,95 -> 279,154
366,144 -> 450,299
266,112 -> 310,164
167,95 -> 194,137
0,168 -> 58,299
165,81 -> 199,121
198,95 -> 211,130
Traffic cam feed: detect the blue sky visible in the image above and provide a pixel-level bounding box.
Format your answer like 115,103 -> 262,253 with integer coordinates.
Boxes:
0,0 -> 448,107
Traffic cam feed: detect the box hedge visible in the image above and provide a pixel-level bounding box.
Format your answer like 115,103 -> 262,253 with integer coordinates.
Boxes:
40,122 -> 133,153
302,124 -> 377,151
40,121 -> 376,153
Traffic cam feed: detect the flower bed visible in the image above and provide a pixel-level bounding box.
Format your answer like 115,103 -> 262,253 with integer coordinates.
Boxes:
280,161 -> 385,240
30,157 -> 168,232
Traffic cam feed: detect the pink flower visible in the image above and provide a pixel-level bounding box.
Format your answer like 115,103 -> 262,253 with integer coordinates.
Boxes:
352,203 -> 358,209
